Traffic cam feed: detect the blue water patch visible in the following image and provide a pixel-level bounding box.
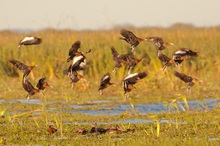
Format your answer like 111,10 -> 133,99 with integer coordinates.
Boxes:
179,99 -> 219,111
9,99 -> 44,104
64,119 -> 188,125
0,99 -> 5,103
4,98 -> 220,116
67,99 -> 219,116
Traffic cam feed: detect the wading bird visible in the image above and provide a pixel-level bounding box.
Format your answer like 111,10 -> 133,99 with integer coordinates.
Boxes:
172,48 -> 198,65
122,72 -> 147,100
98,73 -> 114,95
174,71 -> 200,94
146,37 -> 174,51
120,29 -> 144,52
9,59 -> 37,82
157,50 -> 176,72
18,36 -> 42,49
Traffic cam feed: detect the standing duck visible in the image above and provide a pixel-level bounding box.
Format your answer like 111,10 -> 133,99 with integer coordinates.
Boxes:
76,128 -> 88,135
18,36 -> 42,49
90,123 -> 108,134
107,125 -> 123,134
120,29 -> 144,52
174,71 -> 200,94
146,37 -> 174,51
122,72 -> 147,100
98,73 -> 114,95
47,121 -> 57,134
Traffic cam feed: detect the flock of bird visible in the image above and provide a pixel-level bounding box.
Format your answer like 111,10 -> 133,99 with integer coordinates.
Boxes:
9,28 -> 200,101
9,59 -> 51,101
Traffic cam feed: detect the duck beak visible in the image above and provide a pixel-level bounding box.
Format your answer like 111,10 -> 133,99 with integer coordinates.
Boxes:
144,37 -> 150,41
193,78 -> 202,83
169,43 -> 175,46
40,91 -> 44,96
48,84 -> 54,88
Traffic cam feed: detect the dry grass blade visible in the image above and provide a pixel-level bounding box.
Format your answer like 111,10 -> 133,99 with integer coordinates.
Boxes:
10,108 -> 43,119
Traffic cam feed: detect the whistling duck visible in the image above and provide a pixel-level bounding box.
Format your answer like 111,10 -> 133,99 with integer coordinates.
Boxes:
172,48 -> 198,64
47,121 -> 57,134
67,41 -> 91,62
36,77 -> 51,90
125,55 -> 143,75
126,124 -> 137,133
22,78 -> 41,101
63,69 -> 83,88
9,59 -> 37,82
18,36 -> 42,49
157,50 -> 176,72
146,37 -> 174,51
122,72 -> 147,100
22,77 -> 50,101
110,47 -> 142,74
76,128 -> 88,135
98,73 -> 114,95
174,71 -> 200,94
71,55 -> 86,71
90,123 -> 108,134
67,41 -> 81,62
107,125 -> 123,134
110,47 -> 127,73
120,29 -> 144,52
